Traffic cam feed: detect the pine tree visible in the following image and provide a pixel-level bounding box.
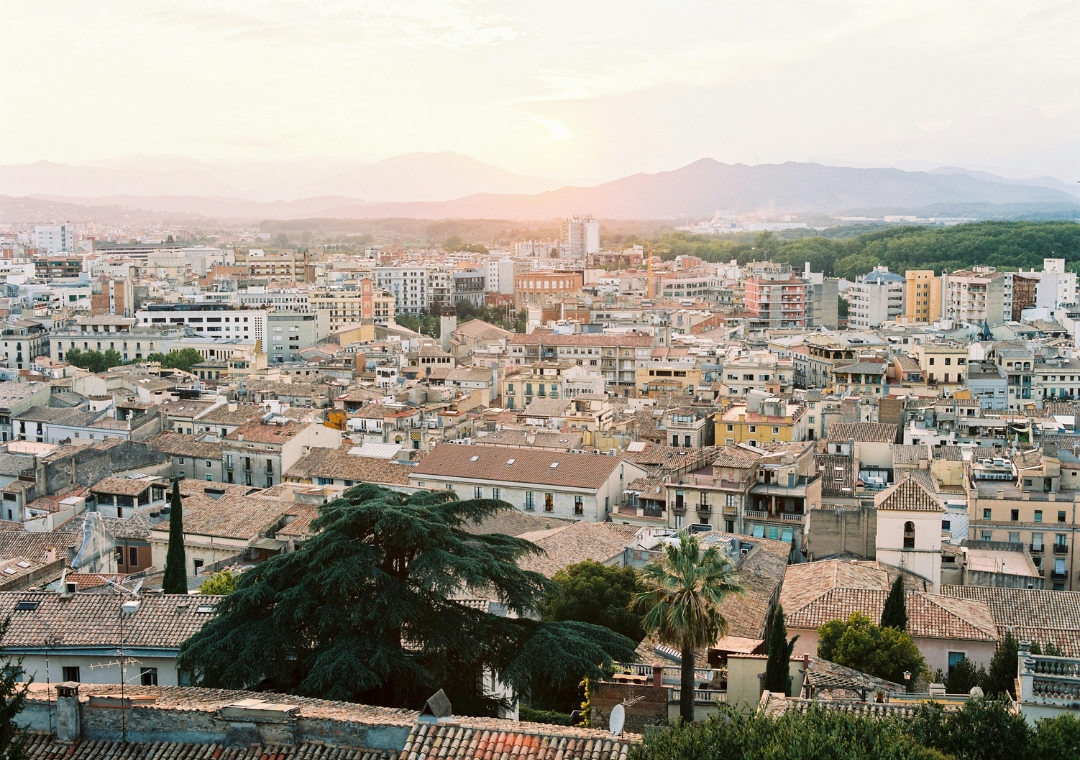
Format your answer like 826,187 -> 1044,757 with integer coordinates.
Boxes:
987,631 -> 1020,698
763,604 -> 798,696
0,618 -> 29,760
162,478 -> 188,594
178,484 -> 637,714
880,574 -> 908,631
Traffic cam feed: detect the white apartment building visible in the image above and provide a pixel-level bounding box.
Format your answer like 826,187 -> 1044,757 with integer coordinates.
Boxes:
136,305 -> 267,347
485,257 -> 517,294
944,267 -> 1013,327
848,266 -> 905,329
721,349 -> 796,396
34,224 -> 75,255
562,216 -> 600,258
375,267 -> 432,315
1036,258 -> 1078,310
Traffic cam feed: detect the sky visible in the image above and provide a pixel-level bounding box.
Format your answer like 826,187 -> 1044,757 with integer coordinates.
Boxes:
1,0 -> 1078,183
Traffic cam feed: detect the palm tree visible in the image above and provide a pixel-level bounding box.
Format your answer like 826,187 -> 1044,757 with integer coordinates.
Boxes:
632,532 -> 744,722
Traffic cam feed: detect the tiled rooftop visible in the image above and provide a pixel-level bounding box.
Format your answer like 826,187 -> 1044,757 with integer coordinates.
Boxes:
399,719 -> 635,760
826,423 -> 898,443
874,477 -> 943,512
941,585 -> 1080,657
412,445 -> 623,490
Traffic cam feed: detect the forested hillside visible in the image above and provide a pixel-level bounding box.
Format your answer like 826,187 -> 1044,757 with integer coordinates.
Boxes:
655,221 -> 1080,280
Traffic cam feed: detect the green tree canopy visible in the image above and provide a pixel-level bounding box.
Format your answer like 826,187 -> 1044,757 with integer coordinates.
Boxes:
146,348 -> 206,374
199,569 -> 239,595
178,484 -> 637,715
881,575 -> 908,631
817,612 -> 926,686
633,532 -> 743,722
985,630 -> 1020,698
943,656 -> 987,695
763,604 -> 798,696
542,560 -> 645,642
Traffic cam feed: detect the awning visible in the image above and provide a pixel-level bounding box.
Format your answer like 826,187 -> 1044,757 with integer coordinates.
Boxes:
250,537 -> 286,551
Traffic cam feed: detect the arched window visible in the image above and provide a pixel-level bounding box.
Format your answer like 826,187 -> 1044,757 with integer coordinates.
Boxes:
903,521 -> 916,549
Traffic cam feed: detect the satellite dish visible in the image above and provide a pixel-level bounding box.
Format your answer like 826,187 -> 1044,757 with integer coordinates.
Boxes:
609,704 -> 625,736
132,580 -> 144,596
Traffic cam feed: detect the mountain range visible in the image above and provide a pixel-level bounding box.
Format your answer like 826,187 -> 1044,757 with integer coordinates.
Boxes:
1,154 -> 1077,223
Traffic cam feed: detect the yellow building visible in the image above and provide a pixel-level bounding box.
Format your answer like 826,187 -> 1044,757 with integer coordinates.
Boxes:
715,398 -> 808,447
914,342 -> 969,391
635,364 -> 702,396
905,270 -> 942,323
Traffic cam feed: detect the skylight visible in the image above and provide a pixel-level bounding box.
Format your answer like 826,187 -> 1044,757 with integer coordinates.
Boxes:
14,600 -> 39,611
550,462 -> 560,468
470,455 -> 479,462
506,458 -> 516,465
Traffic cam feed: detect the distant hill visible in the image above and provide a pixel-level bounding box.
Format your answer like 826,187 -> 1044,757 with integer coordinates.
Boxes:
325,160 -> 1077,220
2,159 -> 1076,223
309,152 -> 562,201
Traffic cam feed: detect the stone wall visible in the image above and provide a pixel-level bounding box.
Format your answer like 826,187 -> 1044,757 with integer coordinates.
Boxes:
40,440 -> 169,495
590,681 -> 668,734
806,505 -> 876,560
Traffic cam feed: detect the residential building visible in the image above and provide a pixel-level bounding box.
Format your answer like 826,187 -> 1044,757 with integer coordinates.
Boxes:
508,331 -> 652,387
221,415 -> 342,488
944,267 -> 1012,327
966,446 -> 1080,591
513,270 -> 585,307
311,279 -> 395,329
720,350 -> 795,397
716,398 -> 808,447
267,311 -> 320,364
34,224 -> 75,255
832,358 -> 888,397
562,215 -> 600,258
0,320 -> 49,371
743,263 -> 806,330
848,266 -> 905,329
409,443 -> 647,522
904,270 -> 943,324
915,342 -> 969,392
452,268 -> 486,307
136,304 -> 267,346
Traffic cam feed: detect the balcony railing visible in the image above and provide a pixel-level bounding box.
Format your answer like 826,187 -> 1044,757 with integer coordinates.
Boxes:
1031,544 -> 1043,554
669,688 -> 726,704
745,509 -> 767,519
781,513 -> 805,523
1054,544 -> 1069,555
618,662 -> 720,684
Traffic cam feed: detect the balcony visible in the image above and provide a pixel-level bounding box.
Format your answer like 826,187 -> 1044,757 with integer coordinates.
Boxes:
1051,570 -> 1068,581
746,509 -> 767,520
1031,543 -> 1044,554
1054,544 -> 1069,555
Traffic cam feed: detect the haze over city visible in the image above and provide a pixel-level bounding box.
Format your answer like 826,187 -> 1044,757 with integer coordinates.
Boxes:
2,0 -> 1077,203
2,4 -> 1080,758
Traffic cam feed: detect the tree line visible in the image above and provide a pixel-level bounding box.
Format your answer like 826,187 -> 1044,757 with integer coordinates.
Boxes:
63,347 -> 206,374
652,221 -> 1080,280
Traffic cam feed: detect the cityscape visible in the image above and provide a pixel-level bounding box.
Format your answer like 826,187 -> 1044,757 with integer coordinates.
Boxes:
1,3 -> 1079,760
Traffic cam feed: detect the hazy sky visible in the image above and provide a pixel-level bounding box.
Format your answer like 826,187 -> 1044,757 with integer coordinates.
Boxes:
2,0 -> 1077,181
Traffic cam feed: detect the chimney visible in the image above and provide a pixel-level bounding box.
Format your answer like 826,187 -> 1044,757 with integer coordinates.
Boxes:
55,682 -> 80,742
653,665 -> 664,689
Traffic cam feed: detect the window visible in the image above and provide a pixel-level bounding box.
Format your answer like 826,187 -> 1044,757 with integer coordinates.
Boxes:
525,492 -> 535,510
1008,532 -> 1020,544
1058,511 -> 1067,523
574,496 -> 584,515
193,559 -> 204,576
903,521 -> 915,549
140,668 -> 158,686
474,486 -> 482,499
983,508 -> 992,520
62,666 -> 80,683
1032,533 -> 1044,551
492,487 -> 500,501
1023,479 -> 1033,487
178,457 -> 185,464
772,427 -> 779,435
545,493 -> 554,512
727,424 -> 733,432
981,531 -> 993,541
129,547 -> 138,566
446,483 -> 454,490
947,652 -> 966,674
1011,509 -> 1019,522
942,520 -> 951,531
1035,510 -> 1043,522
749,425 -> 756,433
727,494 -> 737,507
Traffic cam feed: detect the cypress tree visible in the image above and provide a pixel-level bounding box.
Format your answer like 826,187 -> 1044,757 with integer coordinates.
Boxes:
987,631 -> 1020,697
763,604 -> 798,695
162,478 -> 188,594
881,574 -> 908,631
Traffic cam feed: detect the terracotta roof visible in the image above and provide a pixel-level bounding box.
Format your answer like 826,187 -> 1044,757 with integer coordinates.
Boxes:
875,477 -> 943,512
412,445 -> 624,490
286,447 -> 416,486
0,531 -> 80,564
475,430 -> 583,451
90,476 -> 168,497
0,592 -> 219,648
722,540 -> 790,640
941,585 -> 1080,657
171,494 -> 292,540
24,733 -> 393,760
891,445 -> 929,465
784,587 -> 997,642
509,332 -> 652,348
399,720 -> 635,760
148,431 -> 223,459
816,454 -> 855,498
224,418 -> 311,444
712,446 -> 763,469
461,511 -> 572,538
196,403 -> 264,426
826,423 -> 898,443
276,503 -> 322,539
516,520 -> 628,578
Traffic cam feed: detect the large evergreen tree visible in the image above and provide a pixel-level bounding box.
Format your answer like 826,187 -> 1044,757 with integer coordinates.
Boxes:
632,532 -> 744,722
178,484 -> 637,715
0,618 -> 29,760
881,574 -> 908,631
763,604 -> 798,696
986,630 -> 1020,698
162,478 -> 188,594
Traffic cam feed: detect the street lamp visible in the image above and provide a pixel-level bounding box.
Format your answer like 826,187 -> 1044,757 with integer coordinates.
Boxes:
903,671 -> 912,693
